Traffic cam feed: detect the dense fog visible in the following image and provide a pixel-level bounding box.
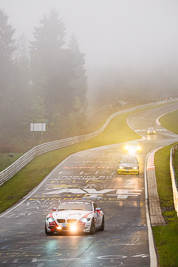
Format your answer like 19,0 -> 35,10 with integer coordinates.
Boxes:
0,0 -> 178,151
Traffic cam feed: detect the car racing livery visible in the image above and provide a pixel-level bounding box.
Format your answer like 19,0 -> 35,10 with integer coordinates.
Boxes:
118,154 -> 139,175
45,200 -> 105,235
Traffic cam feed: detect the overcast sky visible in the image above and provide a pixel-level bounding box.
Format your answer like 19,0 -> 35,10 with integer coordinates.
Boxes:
1,0 -> 178,75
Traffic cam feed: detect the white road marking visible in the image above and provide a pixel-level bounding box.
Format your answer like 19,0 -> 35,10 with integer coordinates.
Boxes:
132,254 -> 148,258
43,188 -> 141,201
58,258 -> 80,261
97,255 -> 127,259
0,155 -> 71,218
145,150 -> 158,267
85,189 -> 115,194
5,214 -> 14,218
117,195 -> 128,199
132,238 -> 139,243
45,188 -> 85,194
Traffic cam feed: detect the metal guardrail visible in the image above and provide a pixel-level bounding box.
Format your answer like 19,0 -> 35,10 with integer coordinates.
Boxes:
170,144 -> 178,216
0,99 -> 177,186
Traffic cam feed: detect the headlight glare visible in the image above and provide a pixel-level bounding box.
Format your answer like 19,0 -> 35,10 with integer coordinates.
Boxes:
48,217 -> 55,223
70,225 -> 77,231
80,218 -> 87,223
80,217 -> 90,223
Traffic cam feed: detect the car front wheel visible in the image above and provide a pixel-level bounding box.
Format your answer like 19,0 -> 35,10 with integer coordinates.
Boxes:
45,223 -> 54,236
89,219 -> 96,234
100,216 -> 105,231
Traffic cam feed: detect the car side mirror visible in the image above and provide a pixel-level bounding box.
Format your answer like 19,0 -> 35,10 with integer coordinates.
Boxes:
52,207 -> 57,211
95,208 -> 101,211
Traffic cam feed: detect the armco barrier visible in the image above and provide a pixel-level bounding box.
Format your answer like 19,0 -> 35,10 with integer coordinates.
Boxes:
170,144 -> 178,216
0,99 -> 177,186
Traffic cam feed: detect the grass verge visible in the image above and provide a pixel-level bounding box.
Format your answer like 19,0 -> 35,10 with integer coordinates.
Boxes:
0,153 -> 23,172
153,145 -> 178,267
159,109 -> 178,134
153,108 -> 178,267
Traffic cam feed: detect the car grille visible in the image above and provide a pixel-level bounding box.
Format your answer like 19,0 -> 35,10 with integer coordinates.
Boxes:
57,219 -> 77,224
57,219 -> 66,223
67,219 -> 77,223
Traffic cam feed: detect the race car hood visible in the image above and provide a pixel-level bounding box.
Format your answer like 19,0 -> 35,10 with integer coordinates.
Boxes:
119,163 -> 138,168
118,163 -> 139,169
52,210 -> 92,221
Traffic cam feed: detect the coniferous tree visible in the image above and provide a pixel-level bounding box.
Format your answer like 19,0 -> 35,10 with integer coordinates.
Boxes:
30,8 -> 70,110
68,35 -> 88,112
29,9 -> 84,140
67,35 -> 88,135
0,9 -> 17,151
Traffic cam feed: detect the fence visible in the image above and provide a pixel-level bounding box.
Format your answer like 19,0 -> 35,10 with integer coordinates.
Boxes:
170,144 -> 178,216
0,99 -> 176,186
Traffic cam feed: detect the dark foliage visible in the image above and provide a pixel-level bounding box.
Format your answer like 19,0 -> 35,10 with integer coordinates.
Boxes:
0,9 -> 88,152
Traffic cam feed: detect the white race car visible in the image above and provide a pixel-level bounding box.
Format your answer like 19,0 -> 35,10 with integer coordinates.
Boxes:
45,200 -> 105,235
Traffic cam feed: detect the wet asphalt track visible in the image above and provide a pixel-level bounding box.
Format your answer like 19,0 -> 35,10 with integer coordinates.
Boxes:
0,101 -> 177,267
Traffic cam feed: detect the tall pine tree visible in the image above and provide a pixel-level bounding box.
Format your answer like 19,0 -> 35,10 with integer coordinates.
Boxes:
0,9 -> 17,151
68,35 -> 88,112
30,9 -> 79,139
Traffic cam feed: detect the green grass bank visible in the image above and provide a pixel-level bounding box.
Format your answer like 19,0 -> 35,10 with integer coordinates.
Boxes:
153,108 -> 178,267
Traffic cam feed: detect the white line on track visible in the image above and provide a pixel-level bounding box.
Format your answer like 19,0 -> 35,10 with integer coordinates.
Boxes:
145,150 -> 159,267
0,155 -> 72,218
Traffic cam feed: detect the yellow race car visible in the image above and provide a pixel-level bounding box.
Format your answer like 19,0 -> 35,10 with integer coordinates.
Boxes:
118,154 -> 139,175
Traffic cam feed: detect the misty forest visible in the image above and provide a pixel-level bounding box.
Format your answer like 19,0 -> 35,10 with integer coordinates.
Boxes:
0,8 -> 88,152
0,8 -> 177,153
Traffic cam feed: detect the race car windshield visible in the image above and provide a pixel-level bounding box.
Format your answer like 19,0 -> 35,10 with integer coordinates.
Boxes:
128,143 -> 138,147
57,202 -> 92,211
120,158 -> 137,163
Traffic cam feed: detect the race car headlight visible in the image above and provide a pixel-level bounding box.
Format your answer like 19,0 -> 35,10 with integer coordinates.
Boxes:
80,218 -> 87,223
133,166 -> 138,169
119,166 -> 123,169
79,217 -> 90,223
47,217 -> 55,223
70,225 -> 77,232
